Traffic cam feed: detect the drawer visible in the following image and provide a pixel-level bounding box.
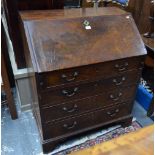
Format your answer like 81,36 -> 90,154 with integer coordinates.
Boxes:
39,70 -> 140,106
36,56 -> 144,90
42,103 -> 132,140
40,86 -> 137,123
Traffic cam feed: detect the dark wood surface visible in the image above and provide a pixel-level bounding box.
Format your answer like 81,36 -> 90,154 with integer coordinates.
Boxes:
20,7 -> 146,153
41,95 -> 135,123
2,0 -> 151,69
42,103 -> 132,140
39,74 -> 139,107
40,81 -> 138,105
42,116 -> 133,153
20,8 -> 146,73
127,0 -> 152,34
37,56 -> 143,89
17,0 -> 64,10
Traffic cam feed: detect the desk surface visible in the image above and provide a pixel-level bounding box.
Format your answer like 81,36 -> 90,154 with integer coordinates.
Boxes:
71,125 -> 154,155
20,7 -> 146,73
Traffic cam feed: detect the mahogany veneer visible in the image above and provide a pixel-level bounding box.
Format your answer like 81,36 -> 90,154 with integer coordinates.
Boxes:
20,7 -> 146,153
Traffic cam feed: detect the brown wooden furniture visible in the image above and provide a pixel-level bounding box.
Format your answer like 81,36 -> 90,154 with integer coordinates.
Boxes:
126,0 -> 153,34
143,0 -> 154,38
71,125 -> 154,155
20,7 -> 146,153
1,47 -> 18,120
2,0 -> 151,69
83,0 -> 153,35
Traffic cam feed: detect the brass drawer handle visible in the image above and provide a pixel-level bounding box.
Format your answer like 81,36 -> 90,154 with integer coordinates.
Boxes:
112,77 -> 126,86
61,72 -> 78,82
107,108 -> 119,117
63,104 -> 78,113
62,87 -> 78,97
115,62 -> 128,71
110,92 -> 122,101
63,121 -> 77,130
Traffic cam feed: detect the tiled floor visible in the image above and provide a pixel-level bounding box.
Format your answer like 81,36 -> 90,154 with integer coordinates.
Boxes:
1,100 -> 153,155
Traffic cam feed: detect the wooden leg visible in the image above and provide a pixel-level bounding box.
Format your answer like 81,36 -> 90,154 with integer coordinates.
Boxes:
5,88 -> 18,120
1,51 -> 18,120
42,139 -> 63,154
147,98 -> 154,117
121,116 -> 133,128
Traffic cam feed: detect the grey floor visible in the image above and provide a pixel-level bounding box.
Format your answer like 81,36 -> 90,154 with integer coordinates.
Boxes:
1,100 -> 153,155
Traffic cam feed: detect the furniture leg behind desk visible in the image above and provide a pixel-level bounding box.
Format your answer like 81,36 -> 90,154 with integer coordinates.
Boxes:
1,50 -> 18,120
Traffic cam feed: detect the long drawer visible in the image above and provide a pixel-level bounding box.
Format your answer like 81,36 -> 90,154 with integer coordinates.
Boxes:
39,71 -> 140,106
37,56 -> 144,90
40,85 -> 136,123
42,102 -> 132,140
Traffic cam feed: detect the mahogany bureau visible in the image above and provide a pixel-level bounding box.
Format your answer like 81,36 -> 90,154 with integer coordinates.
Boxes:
20,7 -> 147,153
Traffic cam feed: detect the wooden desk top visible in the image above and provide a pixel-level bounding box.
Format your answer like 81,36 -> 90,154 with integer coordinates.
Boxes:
20,7 -> 146,73
70,125 -> 154,155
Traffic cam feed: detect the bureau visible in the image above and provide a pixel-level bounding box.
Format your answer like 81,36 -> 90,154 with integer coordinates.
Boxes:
20,7 -> 147,153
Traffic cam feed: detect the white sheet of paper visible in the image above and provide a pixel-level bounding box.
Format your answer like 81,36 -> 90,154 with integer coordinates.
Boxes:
85,26 -> 91,30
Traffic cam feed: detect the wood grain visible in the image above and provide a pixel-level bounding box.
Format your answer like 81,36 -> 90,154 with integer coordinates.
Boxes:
127,0 -> 151,34
39,83 -> 138,107
20,8 -> 146,73
37,57 -> 144,88
20,7 -> 147,153
42,103 -> 133,140
71,125 -> 154,155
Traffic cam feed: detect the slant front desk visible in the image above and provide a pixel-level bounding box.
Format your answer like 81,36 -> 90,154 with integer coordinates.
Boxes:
20,7 -> 146,153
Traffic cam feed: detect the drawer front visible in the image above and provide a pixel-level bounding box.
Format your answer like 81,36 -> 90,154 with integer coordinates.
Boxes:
39,70 -> 140,106
37,56 -> 144,90
40,86 -> 137,123
42,103 -> 132,140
